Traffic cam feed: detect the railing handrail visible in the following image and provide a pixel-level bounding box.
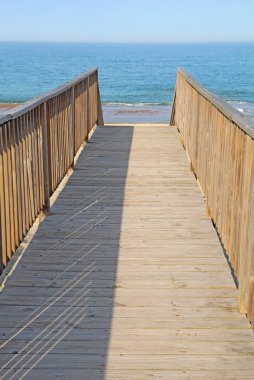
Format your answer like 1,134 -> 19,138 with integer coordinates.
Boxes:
0,66 -> 103,271
171,67 -> 254,327
176,67 -> 254,139
0,66 -> 98,124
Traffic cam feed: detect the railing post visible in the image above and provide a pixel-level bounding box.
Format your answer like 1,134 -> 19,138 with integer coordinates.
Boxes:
0,127 -> 3,272
169,89 -> 176,126
173,67 -> 254,327
86,76 -> 90,139
71,86 -> 75,163
42,102 -> 50,211
0,67 -> 103,272
0,209 -> 2,273
96,71 -> 104,126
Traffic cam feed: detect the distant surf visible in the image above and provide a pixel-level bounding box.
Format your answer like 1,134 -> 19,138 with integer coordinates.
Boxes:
1,101 -> 254,124
0,42 -> 253,123
102,101 -> 254,123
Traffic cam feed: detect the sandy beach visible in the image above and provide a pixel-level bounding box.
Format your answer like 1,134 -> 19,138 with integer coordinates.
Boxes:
0,103 -> 16,113
103,103 -> 254,124
103,104 -> 171,123
1,102 -> 253,124
0,103 -> 171,123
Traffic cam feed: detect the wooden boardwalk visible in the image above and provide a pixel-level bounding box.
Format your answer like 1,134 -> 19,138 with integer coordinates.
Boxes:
0,124 -> 254,379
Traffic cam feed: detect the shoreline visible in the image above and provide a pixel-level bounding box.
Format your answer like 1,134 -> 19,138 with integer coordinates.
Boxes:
102,104 -> 171,123
0,102 -> 172,123
0,103 -> 16,113
1,102 -> 254,124
102,102 -> 254,124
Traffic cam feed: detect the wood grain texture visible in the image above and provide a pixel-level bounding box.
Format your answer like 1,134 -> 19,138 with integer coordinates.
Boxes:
0,125 -> 253,379
0,69 -> 104,270
171,69 -> 254,326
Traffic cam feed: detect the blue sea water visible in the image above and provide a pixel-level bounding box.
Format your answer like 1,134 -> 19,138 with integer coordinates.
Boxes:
0,42 -> 253,122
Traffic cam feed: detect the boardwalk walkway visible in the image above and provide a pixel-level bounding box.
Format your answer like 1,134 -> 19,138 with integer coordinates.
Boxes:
0,124 -> 254,379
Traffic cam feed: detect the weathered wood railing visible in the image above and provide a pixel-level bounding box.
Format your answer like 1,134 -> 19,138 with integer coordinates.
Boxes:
0,67 -> 104,271
170,68 -> 254,326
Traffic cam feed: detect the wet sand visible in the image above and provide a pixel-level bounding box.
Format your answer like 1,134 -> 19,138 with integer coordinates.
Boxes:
0,103 -> 16,113
103,101 -> 254,125
103,105 -> 171,124
1,102 -> 253,125
0,103 -> 170,123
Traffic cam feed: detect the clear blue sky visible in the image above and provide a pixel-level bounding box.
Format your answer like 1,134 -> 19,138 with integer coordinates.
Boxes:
0,0 -> 253,43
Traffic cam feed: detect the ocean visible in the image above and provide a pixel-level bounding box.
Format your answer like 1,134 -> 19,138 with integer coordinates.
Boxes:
0,42 -> 253,122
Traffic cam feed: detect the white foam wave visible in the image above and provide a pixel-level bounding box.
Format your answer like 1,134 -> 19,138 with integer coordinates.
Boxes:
103,102 -> 171,107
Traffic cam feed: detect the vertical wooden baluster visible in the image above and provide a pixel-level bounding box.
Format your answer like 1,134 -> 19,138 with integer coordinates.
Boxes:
42,102 -> 50,211
0,127 -> 6,270
97,70 -> 104,126
87,76 -> 90,139
71,86 -> 75,165
172,69 -> 254,325
6,122 -> 15,255
0,68 -> 104,272
10,120 -> 19,249
2,124 -> 11,260
14,119 -> 22,243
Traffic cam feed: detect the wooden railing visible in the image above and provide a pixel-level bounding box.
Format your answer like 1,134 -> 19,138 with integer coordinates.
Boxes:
0,67 -> 104,271
170,68 -> 254,326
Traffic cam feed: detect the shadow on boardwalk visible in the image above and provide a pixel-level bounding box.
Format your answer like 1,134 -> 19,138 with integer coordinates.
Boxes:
0,126 -> 134,379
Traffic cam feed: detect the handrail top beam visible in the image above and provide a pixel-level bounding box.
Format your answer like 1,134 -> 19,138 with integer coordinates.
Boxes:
178,67 -> 254,139
0,66 -> 98,124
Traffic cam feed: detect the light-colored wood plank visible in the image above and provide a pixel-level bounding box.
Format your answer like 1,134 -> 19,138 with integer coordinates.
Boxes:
171,69 -> 254,325
0,125 -> 253,379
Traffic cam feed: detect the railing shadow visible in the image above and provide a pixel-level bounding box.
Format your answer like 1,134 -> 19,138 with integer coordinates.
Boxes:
0,125 -> 134,379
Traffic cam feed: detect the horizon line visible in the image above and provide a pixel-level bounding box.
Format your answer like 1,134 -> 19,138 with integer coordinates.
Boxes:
0,40 -> 254,44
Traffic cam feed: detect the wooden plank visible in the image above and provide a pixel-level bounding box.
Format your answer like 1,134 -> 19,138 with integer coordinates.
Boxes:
0,125 -> 253,379
71,86 -> 75,164
171,70 -> 254,326
96,71 -> 104,126
2,123 -> 11,259
6,121 -> 15,255
174,68 -> 254,138
0,127 -> 7,268
9,120 -> 19,248
86,77 -> 90,135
